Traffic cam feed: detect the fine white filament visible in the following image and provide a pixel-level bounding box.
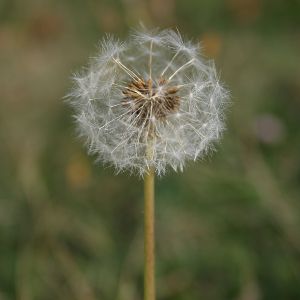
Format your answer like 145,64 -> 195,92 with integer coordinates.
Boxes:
68,28 -> 229,176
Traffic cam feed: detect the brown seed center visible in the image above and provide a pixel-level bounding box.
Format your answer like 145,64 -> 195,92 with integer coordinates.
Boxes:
122,78 -> 180,126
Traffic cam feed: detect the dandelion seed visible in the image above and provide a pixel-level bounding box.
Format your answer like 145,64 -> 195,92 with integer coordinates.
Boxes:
67,28 -> 229,176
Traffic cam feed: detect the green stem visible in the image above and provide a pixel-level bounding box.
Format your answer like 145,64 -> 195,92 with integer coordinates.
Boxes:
144,167 -> 155,300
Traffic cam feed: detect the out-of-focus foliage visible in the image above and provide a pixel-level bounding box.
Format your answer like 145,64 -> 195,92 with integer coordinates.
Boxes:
0,0 -> 299,299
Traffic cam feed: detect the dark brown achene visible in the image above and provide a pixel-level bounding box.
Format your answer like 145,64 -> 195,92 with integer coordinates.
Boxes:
122,78 -> 180,126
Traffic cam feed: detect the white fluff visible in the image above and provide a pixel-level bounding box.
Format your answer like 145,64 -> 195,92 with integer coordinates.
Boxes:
67,28 -> 229,176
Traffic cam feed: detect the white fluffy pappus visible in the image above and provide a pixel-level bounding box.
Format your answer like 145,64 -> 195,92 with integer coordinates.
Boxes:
67,28 -> 229,176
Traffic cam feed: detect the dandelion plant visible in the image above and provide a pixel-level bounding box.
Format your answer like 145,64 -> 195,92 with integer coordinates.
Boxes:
67,27 -> 228,300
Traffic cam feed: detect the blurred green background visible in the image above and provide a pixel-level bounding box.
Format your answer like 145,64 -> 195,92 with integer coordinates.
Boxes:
1,0 -> 300,299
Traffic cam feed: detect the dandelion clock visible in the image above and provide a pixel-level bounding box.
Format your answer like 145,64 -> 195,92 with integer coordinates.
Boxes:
67,27 -> 229,300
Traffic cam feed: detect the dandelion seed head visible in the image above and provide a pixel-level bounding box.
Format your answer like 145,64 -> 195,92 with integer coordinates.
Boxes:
67,28 -> 229,176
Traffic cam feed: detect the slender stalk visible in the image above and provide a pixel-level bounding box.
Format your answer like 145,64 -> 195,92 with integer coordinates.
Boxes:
144,167 -> 155,300
145,37 -> 155,299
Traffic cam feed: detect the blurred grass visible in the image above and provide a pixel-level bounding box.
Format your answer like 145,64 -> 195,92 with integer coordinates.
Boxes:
0,0 -> 300,299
